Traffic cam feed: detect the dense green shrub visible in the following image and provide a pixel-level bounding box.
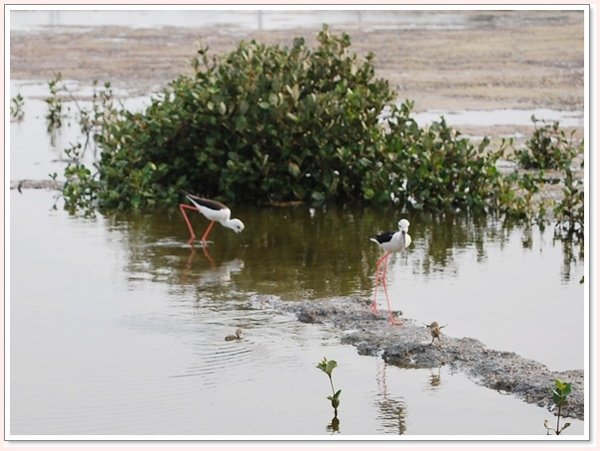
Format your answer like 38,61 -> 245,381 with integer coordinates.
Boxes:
95,26 -> 395,209
377,101 -> 509,210
58,26 -> 584,243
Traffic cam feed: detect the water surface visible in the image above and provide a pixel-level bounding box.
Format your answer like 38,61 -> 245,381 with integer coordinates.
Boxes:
8,68 -> 586,438
9,188 -> 585,437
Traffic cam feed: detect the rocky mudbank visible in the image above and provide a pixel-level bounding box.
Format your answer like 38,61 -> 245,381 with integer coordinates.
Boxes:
251,295 -> 584,420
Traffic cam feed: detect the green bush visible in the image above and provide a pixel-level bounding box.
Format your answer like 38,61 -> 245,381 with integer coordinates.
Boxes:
554,161 -> 584,241
378,102 -> 508,210
516,116 -> 582,170
59,25 -> 583,241
95,26 -> 395,209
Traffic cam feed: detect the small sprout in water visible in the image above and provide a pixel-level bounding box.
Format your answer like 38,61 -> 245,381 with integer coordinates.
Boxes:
317,357 -> 341,414
11,93 -> 25,121
544,378 -> 573,435
225,328 -> 243,341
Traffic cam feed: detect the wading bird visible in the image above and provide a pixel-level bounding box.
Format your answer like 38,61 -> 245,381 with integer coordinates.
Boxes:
179,192 -> 245,244
225,328 -> 243,341
425,321 -> 447,345
370,218 -> 412,325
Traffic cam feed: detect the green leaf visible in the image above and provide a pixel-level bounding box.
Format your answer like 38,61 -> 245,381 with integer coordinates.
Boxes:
311,191 -> 325,204
286,112 -> 299,123
288,161 -> 301,178
234,116 -> 247,132
325,359 -> 337,376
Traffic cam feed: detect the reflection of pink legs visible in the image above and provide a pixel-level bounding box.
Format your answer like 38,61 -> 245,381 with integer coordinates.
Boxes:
201,244 -> 216,267
180,204 -> 216,244
371,252 -> 402,326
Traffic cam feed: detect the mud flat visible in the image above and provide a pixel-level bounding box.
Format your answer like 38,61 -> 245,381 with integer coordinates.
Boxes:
254,295 -> 584,420
11,11 -> 584,118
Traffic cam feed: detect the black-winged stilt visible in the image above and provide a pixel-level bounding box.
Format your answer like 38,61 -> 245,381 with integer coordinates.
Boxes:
179,192 -> 245,244
370,218 -> 412,325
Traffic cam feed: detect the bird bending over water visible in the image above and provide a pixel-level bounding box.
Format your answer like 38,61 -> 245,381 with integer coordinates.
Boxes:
179,191 -> 245,244
370,218 -> 412,325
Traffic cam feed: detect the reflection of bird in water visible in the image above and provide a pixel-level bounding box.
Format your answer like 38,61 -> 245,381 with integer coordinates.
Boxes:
225,328 -> 243,341
179,192 -> 245,244
196,258 -> 245,285
180,242 -> 244,285
370,219 -> 412,325
429,366 -> 442,388
375,358 -> 407,435
425,321 -> 447,345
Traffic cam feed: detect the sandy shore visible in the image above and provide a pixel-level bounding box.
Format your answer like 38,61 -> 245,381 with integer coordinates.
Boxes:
10,10 -> 584,139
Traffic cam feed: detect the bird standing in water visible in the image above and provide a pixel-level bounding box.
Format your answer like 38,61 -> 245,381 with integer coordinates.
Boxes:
225,328 -> 243,341
370,218 -> 412,325
179,191 -> 245,244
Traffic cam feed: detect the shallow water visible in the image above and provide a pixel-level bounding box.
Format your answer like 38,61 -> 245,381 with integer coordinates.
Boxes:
413,108 -> 584,128
8,79 -> 586,438
7,9 -> 476,33
8,188 -> 585,437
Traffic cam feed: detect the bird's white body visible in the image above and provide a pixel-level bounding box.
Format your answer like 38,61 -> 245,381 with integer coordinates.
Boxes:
371,230 -> 411,253
186,194 -> 244,234
179,192 -> 244,244
370,219 -> 412,254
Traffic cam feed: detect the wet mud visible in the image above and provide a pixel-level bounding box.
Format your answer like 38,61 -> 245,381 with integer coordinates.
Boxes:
254,295 -> 584,420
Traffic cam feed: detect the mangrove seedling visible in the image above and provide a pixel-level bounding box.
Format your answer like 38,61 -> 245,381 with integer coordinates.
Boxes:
317,357 -> 341,415
45,73 -> 66,132
11,93 -> 25,122
544,378 -> 572,435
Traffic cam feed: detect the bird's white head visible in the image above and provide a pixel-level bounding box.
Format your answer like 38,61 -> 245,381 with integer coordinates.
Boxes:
398,218 -> 410,232
227,218 -> 245,234
398,218 -> 411,248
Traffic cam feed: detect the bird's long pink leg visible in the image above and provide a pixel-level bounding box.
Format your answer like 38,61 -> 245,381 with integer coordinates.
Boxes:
180,204 -> 198,244
371,263 -> 380,314
381,255 -> 402,326
371,252 -> 390,314
200,221 -> 215,243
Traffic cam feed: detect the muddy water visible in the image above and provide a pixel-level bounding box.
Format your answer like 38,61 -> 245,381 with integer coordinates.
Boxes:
8,84 -> 586,436
9,188 -> 585,437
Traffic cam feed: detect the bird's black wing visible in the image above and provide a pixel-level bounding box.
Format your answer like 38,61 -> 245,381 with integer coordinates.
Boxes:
370,231 -> 395,244
182,191 -> 227,211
